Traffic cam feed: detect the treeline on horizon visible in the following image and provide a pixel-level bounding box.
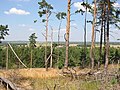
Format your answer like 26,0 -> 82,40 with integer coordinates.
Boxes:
0,41 -> 120,45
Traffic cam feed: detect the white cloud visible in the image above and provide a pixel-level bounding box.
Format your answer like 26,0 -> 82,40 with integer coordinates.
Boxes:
19,24 -> 26,27
29,28 -> 35,31
74,2 -> 86,11
51,28 -> 66,33
113,3 -> 120,8
18,24 -> 35,31
4,8 -> 30,15
74,2 -> 93,14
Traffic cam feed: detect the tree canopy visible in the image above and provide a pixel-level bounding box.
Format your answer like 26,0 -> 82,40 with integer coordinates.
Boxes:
0,25 -> 9,43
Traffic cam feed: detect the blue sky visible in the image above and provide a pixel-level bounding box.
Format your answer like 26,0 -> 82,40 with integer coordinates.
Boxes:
0,0 -> 120,42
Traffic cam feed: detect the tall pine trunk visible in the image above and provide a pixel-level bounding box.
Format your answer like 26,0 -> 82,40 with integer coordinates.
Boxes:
64,0 -> 71,68
103,3 -> 106,65
98,8 -> 104,69
105,0 -> 110,72
90,0 -> 97,69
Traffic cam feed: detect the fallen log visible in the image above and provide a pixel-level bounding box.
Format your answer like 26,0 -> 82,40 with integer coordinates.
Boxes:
0,77 -> 18,90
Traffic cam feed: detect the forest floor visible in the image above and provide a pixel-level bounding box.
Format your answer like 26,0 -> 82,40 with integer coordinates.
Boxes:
0,64 -> 120,90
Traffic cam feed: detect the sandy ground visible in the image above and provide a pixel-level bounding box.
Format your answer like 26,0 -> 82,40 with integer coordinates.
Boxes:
0,65 -> 119,90
0,64 -> 119,78
0,68 -> 60,78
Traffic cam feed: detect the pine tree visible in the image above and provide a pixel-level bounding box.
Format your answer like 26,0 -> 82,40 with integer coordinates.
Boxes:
0,25 -> 9,43
38,0 -> 53,70
64,0 -> 71,68
29,33 -> 37,68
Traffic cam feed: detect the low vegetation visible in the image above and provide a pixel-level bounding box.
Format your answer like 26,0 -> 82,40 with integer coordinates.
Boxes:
0,45 -> 119,69
0,65 -> 119,90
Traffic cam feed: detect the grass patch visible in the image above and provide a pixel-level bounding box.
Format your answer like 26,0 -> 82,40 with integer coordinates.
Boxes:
31,77 -> 100,90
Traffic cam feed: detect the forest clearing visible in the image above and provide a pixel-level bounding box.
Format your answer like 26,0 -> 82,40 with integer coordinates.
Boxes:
0,0 -> 120,90
0,64 -> 120,90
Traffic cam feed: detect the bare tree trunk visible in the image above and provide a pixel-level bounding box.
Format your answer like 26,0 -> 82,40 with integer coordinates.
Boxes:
83,0 -> 88,68
103,3 -> 106,65
45,11 -> 48,71
98,8 -> 104,69
64,0 -> 71,68
8,43 -> 27,68
50,28 -> 53,68
105,0 -> 110,73
57,20 -> 62,68
104,25 -> 106,65
6,45 -> 8,70
90,0 -> 97,69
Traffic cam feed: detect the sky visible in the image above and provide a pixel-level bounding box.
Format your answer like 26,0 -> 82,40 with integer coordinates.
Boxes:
0,0 -> 120,42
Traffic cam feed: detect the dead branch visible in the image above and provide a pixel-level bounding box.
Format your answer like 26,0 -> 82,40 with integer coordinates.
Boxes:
8,43 -> 27,68
0,77 -> 18,90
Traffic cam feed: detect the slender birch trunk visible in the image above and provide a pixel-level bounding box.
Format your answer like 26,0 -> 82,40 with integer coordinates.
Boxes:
83,0 -> 88,68
45,11 -> 48,71
50,28 -> 53,68
57,20 -> 62,68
